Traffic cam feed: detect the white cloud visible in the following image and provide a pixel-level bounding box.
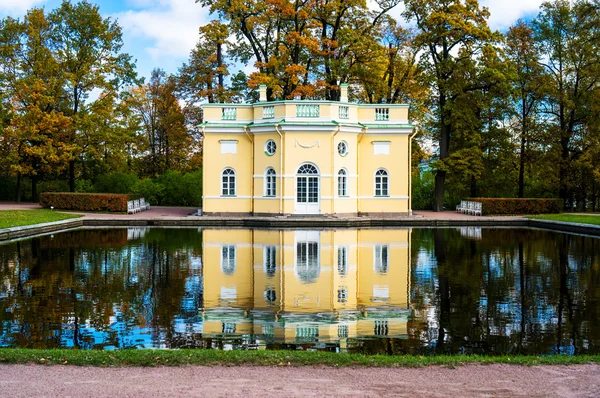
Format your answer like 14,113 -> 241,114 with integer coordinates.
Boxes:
115,0 -> 210,61
0,0 -> 46,15
481,0 -> 545,30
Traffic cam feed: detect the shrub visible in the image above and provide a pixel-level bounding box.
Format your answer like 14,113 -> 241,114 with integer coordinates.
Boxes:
40,192 -> 130,212
469,198 -> 564,215
132,179 -> 164,205
75,179 -> 95,193
412,171 -> 434,210
94,172 -> 139,194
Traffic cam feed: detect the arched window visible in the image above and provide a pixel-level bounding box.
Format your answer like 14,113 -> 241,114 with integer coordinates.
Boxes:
338,169 -> 348,197
221,168 -> 236,196
264,168 -> 276,197
374,169 -> 388,197
297,164 -> 319,175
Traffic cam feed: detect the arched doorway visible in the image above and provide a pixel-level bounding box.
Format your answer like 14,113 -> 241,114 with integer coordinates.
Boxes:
295,163 -> 320,214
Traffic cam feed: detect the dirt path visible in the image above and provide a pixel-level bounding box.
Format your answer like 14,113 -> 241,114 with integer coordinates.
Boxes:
0,364 -> 598,397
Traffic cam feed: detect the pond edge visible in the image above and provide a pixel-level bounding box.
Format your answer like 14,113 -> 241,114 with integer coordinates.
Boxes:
1,217 -> 599,242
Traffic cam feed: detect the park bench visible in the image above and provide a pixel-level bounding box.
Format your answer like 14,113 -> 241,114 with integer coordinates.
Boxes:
127,198 -> 150,214
456,200 -> 482,216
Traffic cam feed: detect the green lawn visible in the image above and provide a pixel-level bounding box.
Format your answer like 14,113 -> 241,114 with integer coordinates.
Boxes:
530,214 -> 600,226
0,349 -> 598,367
0,209 -> 81,229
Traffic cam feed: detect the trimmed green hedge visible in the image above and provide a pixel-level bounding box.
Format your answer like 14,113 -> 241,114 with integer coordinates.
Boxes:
469,198 -> 564,215
40,192 -> 130,212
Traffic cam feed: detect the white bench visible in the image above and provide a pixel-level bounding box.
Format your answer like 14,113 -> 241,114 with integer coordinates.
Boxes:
456,200 -> 482,216
127,198 -> 151,214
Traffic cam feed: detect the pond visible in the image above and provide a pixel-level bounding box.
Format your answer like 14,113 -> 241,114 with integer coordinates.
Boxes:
0,227 -> 598,355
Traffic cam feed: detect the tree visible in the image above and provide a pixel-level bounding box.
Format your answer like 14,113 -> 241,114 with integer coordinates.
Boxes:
505,20 -> 549,198
0,10 -> 74,202
49,0 -> 137,192
403,0 -> 503,211
533,0 -> 600,208
124,69 -> 190,176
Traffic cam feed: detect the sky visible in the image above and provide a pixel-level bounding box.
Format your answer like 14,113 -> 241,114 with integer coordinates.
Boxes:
0,0 -> 547,81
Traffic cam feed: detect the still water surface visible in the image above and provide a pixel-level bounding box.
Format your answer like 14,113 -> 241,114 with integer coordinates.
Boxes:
0,227 -> 598,355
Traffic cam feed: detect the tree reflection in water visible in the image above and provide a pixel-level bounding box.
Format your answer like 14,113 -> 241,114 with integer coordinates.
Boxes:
0,227 -> 598,355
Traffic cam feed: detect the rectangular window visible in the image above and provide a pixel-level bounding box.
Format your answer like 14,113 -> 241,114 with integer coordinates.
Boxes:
220,140 -> 238,154
374,245 -> 389,274
264,246 -> 277,277
339,106 -> 349,119
222,107 -> 237,120
338,324 -> 349,338
263,106 -> 274,119
374,320 -> 389,336
373,141 -> 390,155
375,107 -> 389,121
222,176 -> 235,196
308,177 -> 319,203
338,174 -> 347,197
222,322 -> 237,334
265,172 -> 276,197
373,285 -> 389,302
296,327 -> 319,340
337,247 -> 348,276
296,104 -> 320,117
337,288 -> 348,303
221,245 -> 236,274
375,177 -> 388,197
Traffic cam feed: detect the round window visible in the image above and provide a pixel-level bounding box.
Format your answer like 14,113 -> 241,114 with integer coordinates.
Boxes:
338,141 -> 348,156
265,139 -> 277,156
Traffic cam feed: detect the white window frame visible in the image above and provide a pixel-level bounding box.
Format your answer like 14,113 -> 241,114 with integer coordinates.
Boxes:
337,287 -> 348,303
221,168 -> 236,197
374,244 -> 389,274
337,141 -> 348,156
337,246 -> 348,276
374,169 -> 389,197
337,169 -> 348,197
264,167 -> 277,197
265,139 -> 277,156
264,245 -> 277,277
220,245 -> 236,275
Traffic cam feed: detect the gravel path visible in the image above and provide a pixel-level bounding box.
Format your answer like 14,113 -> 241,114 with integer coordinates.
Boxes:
0,364 -> 598,397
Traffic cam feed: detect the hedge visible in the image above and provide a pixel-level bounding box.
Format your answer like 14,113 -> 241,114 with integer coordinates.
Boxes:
40,192 -> 130,212
468,198 -> 564,215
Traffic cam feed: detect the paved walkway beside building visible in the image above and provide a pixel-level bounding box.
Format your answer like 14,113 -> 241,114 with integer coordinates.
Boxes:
0,202 -> 521,221
0,363 -> 598,397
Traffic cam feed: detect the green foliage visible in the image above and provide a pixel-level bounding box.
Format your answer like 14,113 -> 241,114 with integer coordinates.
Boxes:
132,178 -> 164,206
94,172 -> 139,194
38,180 -> 69,193
412,171 -> 435,210
74,179 -> 95,193
471,198 -> 564,215
131,170 -> 203,207
40,192 -> 130,212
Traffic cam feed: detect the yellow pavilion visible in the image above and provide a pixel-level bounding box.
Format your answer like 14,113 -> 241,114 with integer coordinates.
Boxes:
201,84 -> 416,216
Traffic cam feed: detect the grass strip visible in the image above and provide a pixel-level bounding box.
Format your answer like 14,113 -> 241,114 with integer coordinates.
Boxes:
529,214 -> 600,226
0,210 -> 81,229
0,349 -> 599,368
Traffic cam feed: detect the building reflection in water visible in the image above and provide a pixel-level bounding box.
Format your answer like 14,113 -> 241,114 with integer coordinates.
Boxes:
202,229 -> 411,349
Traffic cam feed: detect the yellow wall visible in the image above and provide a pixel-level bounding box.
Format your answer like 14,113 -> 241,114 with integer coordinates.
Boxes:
202,101 -> 413,215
